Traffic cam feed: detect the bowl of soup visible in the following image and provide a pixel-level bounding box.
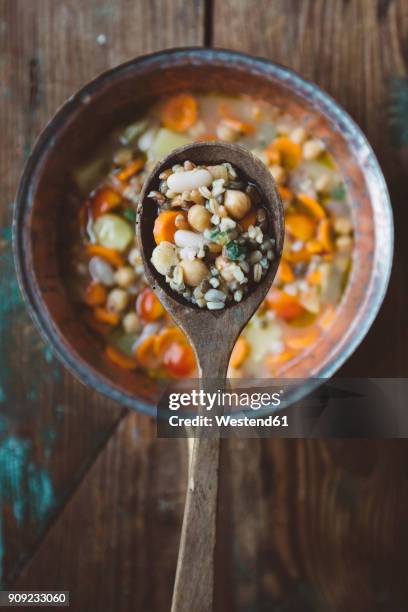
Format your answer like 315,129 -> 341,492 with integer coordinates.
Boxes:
13,48 -> 393,413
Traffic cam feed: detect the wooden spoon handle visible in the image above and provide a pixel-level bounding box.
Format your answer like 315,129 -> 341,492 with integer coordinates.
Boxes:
171,350 -> 231,612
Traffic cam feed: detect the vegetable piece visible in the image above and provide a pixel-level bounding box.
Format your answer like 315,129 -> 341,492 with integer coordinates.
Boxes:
153,210 -> 183,244
136,287 -> 165,321
93,214 -> 134,252
150,128 -> 191,159
86,244 -> 125,268
266,288 -> 306,321
123,207 -> 137,223
180,259 -> 209,287
240,208 -> 257,231
91,187 -> 122,219
303,139 -> 325,160
266,137 -> 301,169
297,193 -> 326,219
317,218 -> 334,252
135,336 -> 159,369
154,327 -> 186,359
105,345 -> 138,370
161,94 -> 198,133
151,241 -> 179,276
286,328 -> 320,350
266,348 -> 296,368
230,337 -> 250,369
116,157 -> 144,182
277,260 -> 295,284
163,341 -> 196,377
224,190 -> 251,220
218,103 -> 255,134
188,204 -> 212,232
278,186 -> 294,202
331,182 -> 346,201
120,119 -> 148,145
93,307 -> 120,326
84,282 -> 107,306
285,213 -> 316,241
224,240 -> 247,261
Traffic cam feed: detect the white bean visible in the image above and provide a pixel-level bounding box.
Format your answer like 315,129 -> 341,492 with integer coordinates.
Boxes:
88,256 -> 115,286
204,289 -> 227,302
174,230 -> 205,249
207,301 -> 225,310
167,168 -> 213,193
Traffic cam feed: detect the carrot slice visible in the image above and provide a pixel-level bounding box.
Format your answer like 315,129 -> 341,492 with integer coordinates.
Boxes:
278,186 -> 294,202
161,94 -> 198,133
283,247 -> 311,264
153,210 -> 184,244
286,328 -> 320,350
230,337 -> 250,369
266,348 -> 296,368
135,336 -> 159,369
105,345 -> 138,370
317,218 -> 334,252
297,193 -> 326,219
116,158 -> 144,182
91,187 -> 122,218
93,307 -> 120,326
86,244 -> 124,268
307,268 -> 322,285
136,288 -> 165,322
266,288 -> 306,321
195,132 -> 218,142
266,138 -> 301,169
285,213 -> 316,241
84,282 -> 107,306
277,260 -> 295,284
218,102 -> 255,134
240,208 -> 257,231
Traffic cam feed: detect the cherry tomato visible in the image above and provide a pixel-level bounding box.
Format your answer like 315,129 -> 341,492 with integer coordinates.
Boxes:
136,288 -> 165,321
162,342 -> 196,377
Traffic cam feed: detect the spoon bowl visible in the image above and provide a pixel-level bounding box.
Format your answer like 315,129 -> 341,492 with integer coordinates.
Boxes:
137,141 -> 283,612
137,141 -> 284,378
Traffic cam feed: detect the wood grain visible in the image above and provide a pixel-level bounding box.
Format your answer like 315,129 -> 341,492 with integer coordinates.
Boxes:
2,1 -> 408,612
0,0 -> 204,591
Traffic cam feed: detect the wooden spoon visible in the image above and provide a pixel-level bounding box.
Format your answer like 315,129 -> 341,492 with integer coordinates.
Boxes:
137,142 -> 284,612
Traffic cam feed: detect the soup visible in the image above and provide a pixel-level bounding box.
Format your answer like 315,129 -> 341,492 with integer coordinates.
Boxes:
68,93 -> 353,378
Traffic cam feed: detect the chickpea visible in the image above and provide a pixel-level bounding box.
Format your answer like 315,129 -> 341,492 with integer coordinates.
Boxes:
224,190 -> 251,220
180,259 -> 209,287
122,312 -> 141,334
215,256 -> 235,282
107,288 -> 129,313
188,204 -> 212,232
114,266 -> 136,287
207,242 -> 222,254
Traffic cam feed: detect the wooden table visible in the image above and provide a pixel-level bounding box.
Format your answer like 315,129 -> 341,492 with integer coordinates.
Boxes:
1,1 -> 408,610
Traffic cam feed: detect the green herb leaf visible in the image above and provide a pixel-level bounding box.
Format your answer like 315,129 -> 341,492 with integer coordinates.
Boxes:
225,240 -> 247,261
123,207 -> 137,223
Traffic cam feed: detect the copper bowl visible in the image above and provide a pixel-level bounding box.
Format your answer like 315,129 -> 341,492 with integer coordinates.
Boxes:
13,48 -> 393,414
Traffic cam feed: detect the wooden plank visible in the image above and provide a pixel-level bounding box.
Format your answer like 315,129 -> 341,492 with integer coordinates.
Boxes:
0,0 -> 204,588
211,1 -> 408,610
14,413 -> 188,612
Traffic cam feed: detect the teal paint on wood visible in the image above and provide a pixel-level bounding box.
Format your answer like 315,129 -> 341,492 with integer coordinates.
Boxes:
0,436 -> 56,584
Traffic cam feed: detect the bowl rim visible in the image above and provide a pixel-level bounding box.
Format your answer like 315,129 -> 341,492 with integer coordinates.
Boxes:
13,46 -> 394,416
